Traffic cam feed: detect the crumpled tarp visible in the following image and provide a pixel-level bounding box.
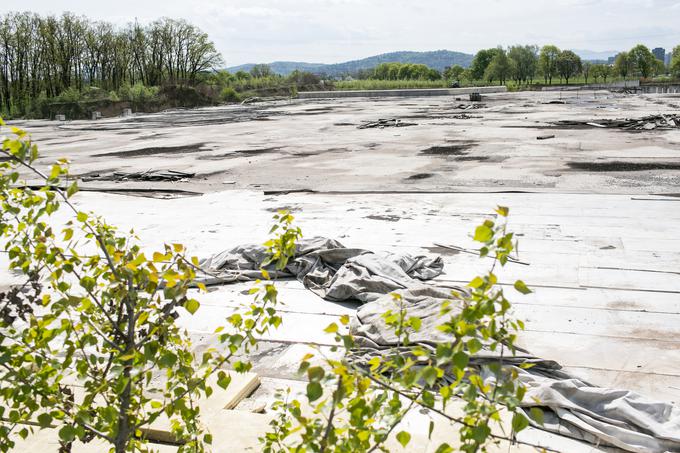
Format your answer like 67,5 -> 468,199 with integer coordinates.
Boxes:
199,237 -> 444,303
199,237 -> 680,453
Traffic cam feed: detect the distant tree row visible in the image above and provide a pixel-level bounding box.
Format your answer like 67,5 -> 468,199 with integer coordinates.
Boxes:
442,44 -> 680,86
357,63 -> 441,81
0,12 -> 222,115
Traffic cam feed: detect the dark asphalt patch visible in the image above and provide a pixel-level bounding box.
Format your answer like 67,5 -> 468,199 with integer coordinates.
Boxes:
97,143 -> 206,157
405,173 -> 434,180
568,161 -> 680,172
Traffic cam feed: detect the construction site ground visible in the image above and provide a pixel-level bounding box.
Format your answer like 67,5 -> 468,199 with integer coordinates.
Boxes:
4,89 -> 680,452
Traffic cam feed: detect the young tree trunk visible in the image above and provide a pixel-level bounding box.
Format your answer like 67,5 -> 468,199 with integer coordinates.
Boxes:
115,375 -> 132,453
115,292 -> 136,453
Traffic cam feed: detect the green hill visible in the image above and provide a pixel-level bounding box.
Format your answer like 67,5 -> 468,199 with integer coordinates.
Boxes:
226,50 -> 474,77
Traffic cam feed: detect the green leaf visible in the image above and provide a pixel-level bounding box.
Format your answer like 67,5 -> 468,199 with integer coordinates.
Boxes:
530,407 -> 545,426
307,366 -> 325,382
324,323 -> 338,333
37,413 -> 53,428
467,338 -> 483,354
58,425 -> 76,442
512,413 -> 530,433
514,280 -> 532,294
158,352 -> 177,368
66,181 -> 79,197
421,366 -> 438,386
217,370 -> 232,389
434,443 -> 453,453
452,351 -> 469,370
306,382 -> 322,402
76,211 -> 88,222
184,299 -> 200,315
473,225 -> 493,242
495,206 -> 509,217
468,276 -> 484,289
396,431 -> 411,448
49,165 -> 61,180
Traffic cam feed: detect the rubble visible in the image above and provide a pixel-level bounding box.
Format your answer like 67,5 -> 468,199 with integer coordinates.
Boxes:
82,169 -> 196,182
357,118 -> 417,129
451,113 -> 482,120
453,103 -> 486,110
554,114 -> 680,131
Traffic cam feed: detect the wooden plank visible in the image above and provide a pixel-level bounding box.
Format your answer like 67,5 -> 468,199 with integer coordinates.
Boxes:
513,303 -> 680,340
563,367 -> 680,405
511,285 -> 680,314
517,330 -> 680,377
139,372 -> 260,444
578,266 -> 680,292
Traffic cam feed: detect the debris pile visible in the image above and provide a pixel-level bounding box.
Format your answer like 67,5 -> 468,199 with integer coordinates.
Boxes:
451,113 -> 482,120
357,118 -> 417,129
83,170 -> 195,182
555,114 -> 680,131
453,103 -> 486,110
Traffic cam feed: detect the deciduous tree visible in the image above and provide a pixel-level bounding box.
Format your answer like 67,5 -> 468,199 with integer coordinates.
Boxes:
582,61 -> 592,84
470,48 -> 499,81
508,45 -> 538,84
628,44 -> 657,78
484,47 -> 511,85
672,45 -> 680,78
614,51 -> 633,79
556,50 -> 582,84
0,13 -> 222,117
538,45 -> 560,84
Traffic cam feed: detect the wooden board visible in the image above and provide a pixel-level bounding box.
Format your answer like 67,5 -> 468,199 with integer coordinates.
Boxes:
139,371 -> 260,444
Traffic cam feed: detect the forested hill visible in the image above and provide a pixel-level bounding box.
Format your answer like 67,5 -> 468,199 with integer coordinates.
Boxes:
227,50 -> 475,76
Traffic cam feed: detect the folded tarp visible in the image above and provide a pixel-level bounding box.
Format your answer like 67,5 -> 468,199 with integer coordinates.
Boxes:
199,237 -> 680,452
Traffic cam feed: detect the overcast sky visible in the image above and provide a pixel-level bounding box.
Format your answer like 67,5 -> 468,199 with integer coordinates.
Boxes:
3,0 -> 680,65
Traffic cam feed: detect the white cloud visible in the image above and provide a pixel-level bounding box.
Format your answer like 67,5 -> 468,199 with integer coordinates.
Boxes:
2,0 -> 680,65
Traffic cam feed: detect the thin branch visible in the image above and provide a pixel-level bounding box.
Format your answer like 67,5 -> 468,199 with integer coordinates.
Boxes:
319,377 -> 342,453
366,387 -> 423,453
0,362 -> 114,443
354,366 -> 560,453
1,148 -> 120,279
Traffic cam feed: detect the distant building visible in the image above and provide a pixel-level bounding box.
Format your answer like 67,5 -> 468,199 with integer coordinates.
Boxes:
653,47 -> 666,62
608,55 -> 617,65
666,52 -> 673,66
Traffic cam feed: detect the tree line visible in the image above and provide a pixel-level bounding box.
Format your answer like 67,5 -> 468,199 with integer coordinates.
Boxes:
445,44 -> 680,86
340,44 -> 680,87
0,12 -> 222,116
353,63 -> 442,81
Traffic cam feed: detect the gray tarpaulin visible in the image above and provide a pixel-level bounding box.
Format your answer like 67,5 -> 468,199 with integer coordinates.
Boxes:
199,237 -> 680,453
